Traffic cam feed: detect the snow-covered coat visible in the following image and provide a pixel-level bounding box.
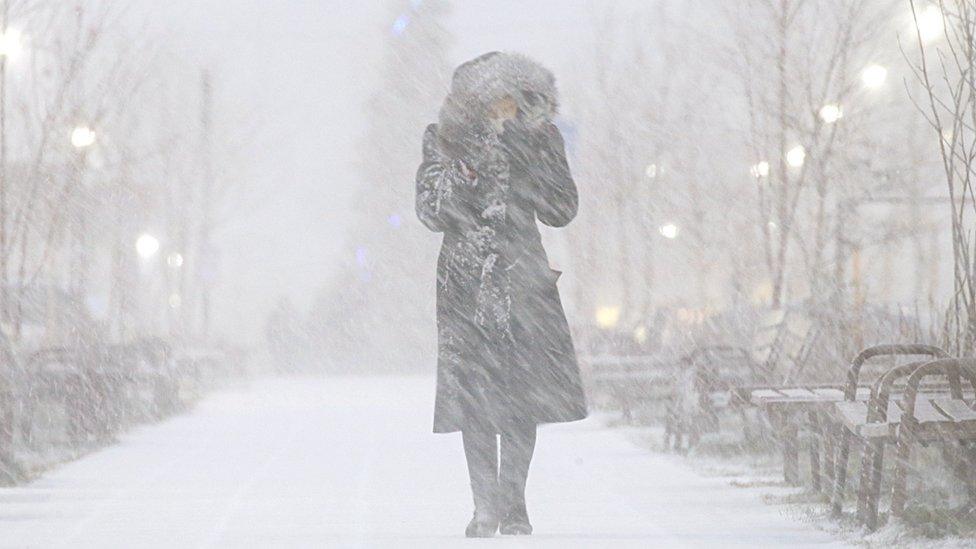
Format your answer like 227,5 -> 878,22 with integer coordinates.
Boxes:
415,52 -> 587,433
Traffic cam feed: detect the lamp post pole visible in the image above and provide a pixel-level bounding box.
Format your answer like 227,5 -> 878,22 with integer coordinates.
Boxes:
68,126 -> 96,302
198,70 -> 214,341
0,0 -> 9,325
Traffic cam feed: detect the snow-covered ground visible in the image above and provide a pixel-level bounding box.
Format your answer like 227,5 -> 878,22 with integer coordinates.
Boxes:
1,376 -> 848,548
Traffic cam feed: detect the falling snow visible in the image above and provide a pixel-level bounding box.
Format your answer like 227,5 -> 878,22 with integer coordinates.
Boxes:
1,1 -> 976,547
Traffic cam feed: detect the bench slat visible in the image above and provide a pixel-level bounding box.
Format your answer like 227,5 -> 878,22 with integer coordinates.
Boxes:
834,400 -> 903,439
912,398 -> 951,424
812,388 -> 845,399
749,389 -> 784,403
584,357 -> 658,367
930,398 -> 976,422
834,401 -> 868,430
779,388 -> 818,398
591,372 -> 668,382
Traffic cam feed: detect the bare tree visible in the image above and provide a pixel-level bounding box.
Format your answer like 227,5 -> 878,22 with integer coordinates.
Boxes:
725,0 -> 900,308
905,0 -> 976,353
0,0 -> 233,344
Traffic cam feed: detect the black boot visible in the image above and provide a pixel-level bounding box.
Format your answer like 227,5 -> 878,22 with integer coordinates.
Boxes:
464,476 -> 499,537
462,427 -> 499,538
497,478 -> 531,536
465,507 -> 499,538
499,502 -> 532,535
498,422 -> 535,535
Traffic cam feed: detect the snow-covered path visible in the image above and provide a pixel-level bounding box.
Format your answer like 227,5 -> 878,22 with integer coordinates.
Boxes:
1,376 -> 847,548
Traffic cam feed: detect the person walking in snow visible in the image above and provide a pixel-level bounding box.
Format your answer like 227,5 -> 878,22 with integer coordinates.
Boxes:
415,51 -> 587,538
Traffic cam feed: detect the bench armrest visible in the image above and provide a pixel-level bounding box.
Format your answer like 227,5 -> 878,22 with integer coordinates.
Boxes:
845,344 -> 948,401
902,358 -> 976,424
867,360 -> 926,422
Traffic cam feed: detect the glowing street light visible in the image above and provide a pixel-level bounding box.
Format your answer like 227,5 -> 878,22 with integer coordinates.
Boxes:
71,125 -> 97,149
659,223 -> 679,239
595,306 -> 621,329
633,325 -> 648,344
166,252 -> 184,268
135,233 -> 160,259
645,163 -> 658,179
751,161 -> 770,178
819,104 -> 843,124
0,28 -> 22,60
786,145 -> 806,168
915,5 -> 944,43
861,64 -> 887,89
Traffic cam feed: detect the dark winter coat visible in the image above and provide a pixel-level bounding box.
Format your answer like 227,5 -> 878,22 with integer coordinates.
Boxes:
415,52 -> 587,433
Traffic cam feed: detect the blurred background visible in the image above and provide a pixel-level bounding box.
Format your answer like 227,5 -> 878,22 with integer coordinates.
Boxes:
1,0 -> 976,540
0,0 -> 962,375
236,0 -> 958,378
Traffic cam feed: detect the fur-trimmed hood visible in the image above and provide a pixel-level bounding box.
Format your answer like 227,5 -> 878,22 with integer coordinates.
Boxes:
437,52 -> 559,160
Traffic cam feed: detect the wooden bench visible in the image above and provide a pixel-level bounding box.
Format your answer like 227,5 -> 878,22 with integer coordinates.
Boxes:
734,382 -> 874,488
828,346 -> 967,530
95,341 -> 178,425
583,354 -> 670,421
892,361 -> 976,521
733,343 -> 942,489
131,338 -> 181,417
851,358 -> 976,530
669,309 -> 819,453
754,309 -> 820,385
664,345 -> 756,450
22,347 -> 93,446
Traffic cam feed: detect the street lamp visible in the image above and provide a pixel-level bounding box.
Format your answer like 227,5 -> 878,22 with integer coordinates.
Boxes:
751,161 -> 770,178
645,163 -> 658,179
659,223 -> 679,239
915,5 -> 944,43
786,145 -> 806,168
861,64 -> 887,89
595,306 -> 621,329
0,28 -> 22,60
135,233 -> 160,259
819,104 -> 843,124
71,125 -> 96,149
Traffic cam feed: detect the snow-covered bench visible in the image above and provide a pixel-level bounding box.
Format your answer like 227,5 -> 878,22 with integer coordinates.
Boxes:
667,310 -> 819,453
663,345 -> 758,451
583,354 -> 671,421
829,352 -> 976,530
21,348 -> 95,445
740,344 -> 950,492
